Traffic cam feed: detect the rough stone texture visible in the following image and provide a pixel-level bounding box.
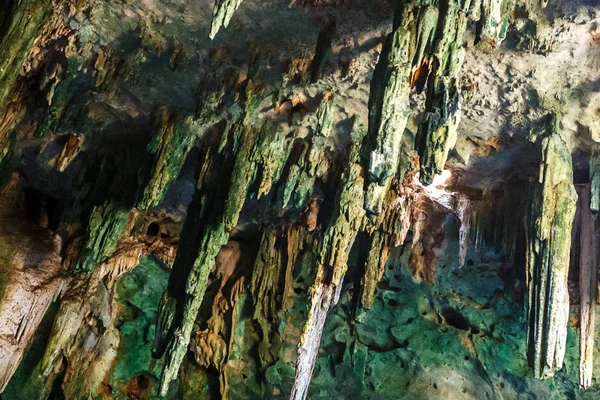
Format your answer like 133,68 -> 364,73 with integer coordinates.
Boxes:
573,185 -> 598,388
526,127 -> 577,380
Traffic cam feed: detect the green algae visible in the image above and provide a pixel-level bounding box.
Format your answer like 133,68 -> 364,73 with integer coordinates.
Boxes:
75,200 -> 130,273
0,0 -> 52,113
139,112 -> 203,210
110,256 -> 170,398
526,129 -> 577,379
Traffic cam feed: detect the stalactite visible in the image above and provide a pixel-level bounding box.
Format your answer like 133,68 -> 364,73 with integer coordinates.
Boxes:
363,2 -> 417,216
51,282 -> 117,399
502,181 -> 525,268
526,128 -> 577,379
416,0 -> 472,185
191,241 -> 244,400
0,0 -> 52,113
309,16 -> 336,83
250,228 -> 287,366
35,266 -> 120,400
210,0 -> 245,40
590,149 -> 600,219
48,133 -> 83,172
290,265 -> 343,400
523,0 -> 552,51
360,231 -> 391,309
74,200 -> 131,273
139,110 -> 202,209
152,82 -> 303,396
0,0 -> 596,397
152,112 -> 246,396
0,174 -> 61,390
254,119 -> 292,200
369,153 -> 416,246
283,97 -> 337,209
0,237 -> 63,391
283,225 -> 309,308
575,185 -> 597,388
290,116 -> 366,400
73,141 -> 154,273
478,0 -> 514,48
457,193 -> 473,268
358,153 -> 415,308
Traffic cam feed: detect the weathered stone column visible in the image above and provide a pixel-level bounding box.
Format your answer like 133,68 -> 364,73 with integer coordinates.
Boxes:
574,184 -> 598,388
526,129 -> 577,379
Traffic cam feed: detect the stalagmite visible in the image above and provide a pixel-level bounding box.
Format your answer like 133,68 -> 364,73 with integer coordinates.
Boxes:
209,0 -> 245,39
290,117 -> 366,400
575,185 -> 597,388
526,129 -> 577,379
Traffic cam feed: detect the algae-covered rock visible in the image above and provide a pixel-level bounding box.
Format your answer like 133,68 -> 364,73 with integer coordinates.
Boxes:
526,128 -> 577,379
111,256 -> 170,398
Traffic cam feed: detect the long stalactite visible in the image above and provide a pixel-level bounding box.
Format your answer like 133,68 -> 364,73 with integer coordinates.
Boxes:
363,1 -> 414,216
573,184 -> 598,388
152,104 -> 249,396
416,0 -> 472,185
209,0 -> 246,39
290,116 -> 366,400
526,123 -> 577,379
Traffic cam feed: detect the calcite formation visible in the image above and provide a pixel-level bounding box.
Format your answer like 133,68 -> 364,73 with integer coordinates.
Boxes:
526,126 -> 576,379
210,0 -> 246,40
1,0 -> 600,399
478,0 -> 514,47
363,3 -> 412,215
573,185 -> 598,389
415,0 -> 471,185
291,117 -> 366,400
590,150 -> 600,218
0,0 -> 52,111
